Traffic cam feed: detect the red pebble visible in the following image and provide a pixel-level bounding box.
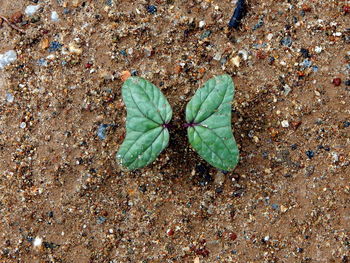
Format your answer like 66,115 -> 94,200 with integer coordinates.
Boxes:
344,5 -> 350,14
332,78 -> 341,86
166,228 -> 174,236
85,62 -> 93,69
229,232 -> 238,241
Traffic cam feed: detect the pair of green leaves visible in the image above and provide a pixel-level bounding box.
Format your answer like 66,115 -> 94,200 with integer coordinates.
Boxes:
116,75 -> 239,171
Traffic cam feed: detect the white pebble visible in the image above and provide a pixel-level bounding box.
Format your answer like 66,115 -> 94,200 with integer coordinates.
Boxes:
51,11 -> 59,22
6,93 -> 14,103
314,46 -> 322,53
25,5 -> 40,16
199,20 -> 206,28
20,122 -> 26,129
0,50 -> 17,70
33,236 -> 42,248
266,33 -> 273,41
281,120 -> 289,128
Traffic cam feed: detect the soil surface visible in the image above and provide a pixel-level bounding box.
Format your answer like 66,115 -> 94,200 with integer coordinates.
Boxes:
1,0 -> 350,262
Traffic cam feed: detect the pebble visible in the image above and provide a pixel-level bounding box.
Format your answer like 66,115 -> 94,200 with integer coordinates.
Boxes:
314,46 -> 322,53
280,36 -> 292,47
20,122 -> 26,129
25,5 -> 40,16
5,92 -> 14,103
68,42 -> 83,55
147,5 -> 157,14
33,236 -> 43,248
120,70 -> 131,82
0,50 -> 17,70
300,59 -> 312,68
51,11 -> 59,22
344,80 -> 350,86
281,120 -> 289,128
199,21 -> 206,28
306,150 -> 314,159
48,41 -> 63,52
332,78 -> 341,86
300,48 -> 310,58
97,124 -> 109,140
10,11 -> 23,24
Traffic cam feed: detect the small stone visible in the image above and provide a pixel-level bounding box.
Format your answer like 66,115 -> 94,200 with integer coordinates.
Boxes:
166,228 -> 174,236
10,11 -> 23,23
344,80 -> 350,86
48,41 -> 62,52
5,93 -> 14,103
314,46 -> 322,53
20,122 -> 26,129
300,59 -> 312,68
306,150 -> 314,159
344,5 -> 350,14
280,36 -> 292,47
271,203 -> 279,210
97,124 -> 109,140
33,236 -> 43,249
25,5 -> 40,16
0,50 -> 17,70
120,70 -> 131,81
281,120 -> 289,128
302,4 -> 311,12
229,232 -> 237,241
51,11 -> 59,22
40,38 -> 50,49
199,20 -> 206,28
97,216 -> 106,224
147,5 -> 157,14
68,42 -> 83,55
300,48 -> 310,58
280,205 -> 288,212
230,56 -> 240,67
332,78 -> 341,86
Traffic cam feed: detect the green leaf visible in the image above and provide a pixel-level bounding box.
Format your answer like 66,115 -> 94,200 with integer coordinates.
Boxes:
116,77 -> 172,170
185,74 -> 239,171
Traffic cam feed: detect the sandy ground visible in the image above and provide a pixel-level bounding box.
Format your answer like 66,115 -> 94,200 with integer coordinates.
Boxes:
0,0 -> 350,262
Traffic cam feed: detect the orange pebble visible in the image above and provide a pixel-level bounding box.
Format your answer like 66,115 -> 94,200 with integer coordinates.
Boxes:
120,70 -> 131,82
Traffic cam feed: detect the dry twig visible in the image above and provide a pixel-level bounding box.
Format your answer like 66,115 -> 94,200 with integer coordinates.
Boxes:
0,15 -> 25,33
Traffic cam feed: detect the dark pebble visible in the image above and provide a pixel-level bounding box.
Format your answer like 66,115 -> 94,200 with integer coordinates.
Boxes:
343,121 -> 350,128
147,5 -> 157,14
48,211 -> 54,218
297,247 -> 304,253
280,36 -> 292,47
344,79 -> 350,86
49,41 -> 63,52
97,216 -> 107,224
44,242 -> 58,249
139,184 -> 147,193
300,48 -> 310,58
332,78 -> 341,86
291,144 -> 298,150
215,187 -> 223,194
306,150 -> 314,159
268,56 -> 275,65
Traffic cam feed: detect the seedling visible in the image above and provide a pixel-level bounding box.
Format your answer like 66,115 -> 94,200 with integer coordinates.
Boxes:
116,75 -> 239,171
116,77 -> 172,170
